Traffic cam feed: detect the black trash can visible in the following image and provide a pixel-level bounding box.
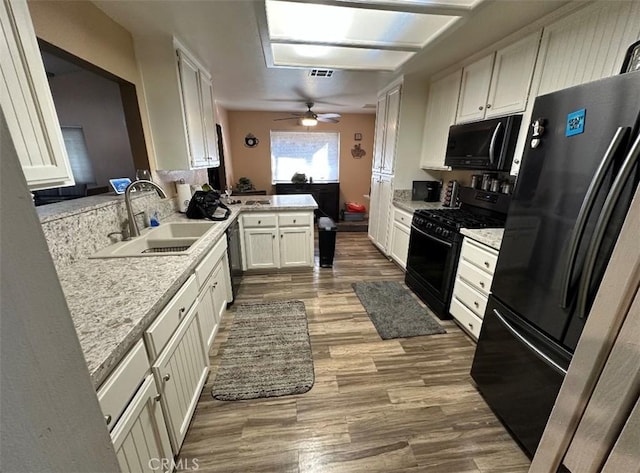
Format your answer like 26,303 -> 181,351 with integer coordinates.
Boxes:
318,217 -> 337,268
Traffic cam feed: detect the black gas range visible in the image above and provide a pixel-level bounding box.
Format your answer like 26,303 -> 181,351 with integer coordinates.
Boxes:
405,187 -> 510,319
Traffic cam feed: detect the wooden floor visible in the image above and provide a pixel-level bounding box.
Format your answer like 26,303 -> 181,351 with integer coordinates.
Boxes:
177,233 -> 530,473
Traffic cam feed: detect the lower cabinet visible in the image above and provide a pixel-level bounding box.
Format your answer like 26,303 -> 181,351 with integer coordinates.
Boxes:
368,173 -> 393,253
389,206 -> 412,269
111,375 -> 173,473
152,302 -> 209,454
450,237 -> 498,340
241,211 -> 314,270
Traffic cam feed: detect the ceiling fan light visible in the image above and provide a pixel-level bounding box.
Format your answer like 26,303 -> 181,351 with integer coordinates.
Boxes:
301,117 -> 318,126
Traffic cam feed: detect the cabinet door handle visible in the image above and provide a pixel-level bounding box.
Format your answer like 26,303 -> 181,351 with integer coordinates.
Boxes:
484,261 -> 490,268
479,281 -> 485,288
154,394 -> 162,402
478,105 -> 484,110
474,301 -> 479,308
105,414 -> 112,425
486,104 -> 492,109
272,234 -> 275,239
280,234 -> 283,238
258,220 -> 261,224
213,282 -> 218,288
178,307 -> 186,317
514,159 -> 520,164
293,219 -> 296,223
468,322 -> 474,330
163,373 -> 171,382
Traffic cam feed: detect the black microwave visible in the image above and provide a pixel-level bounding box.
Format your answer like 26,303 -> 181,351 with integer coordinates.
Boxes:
445,114 -> 522,170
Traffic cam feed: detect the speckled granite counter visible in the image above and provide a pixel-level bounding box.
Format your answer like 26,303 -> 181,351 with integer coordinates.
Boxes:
56,194 -> 317,388
460,228 -> 504,251
392,199 -> 447,213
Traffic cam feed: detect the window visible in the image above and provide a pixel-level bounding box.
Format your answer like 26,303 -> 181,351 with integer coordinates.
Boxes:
61,126 -> 96,184
271,131 -> 339,183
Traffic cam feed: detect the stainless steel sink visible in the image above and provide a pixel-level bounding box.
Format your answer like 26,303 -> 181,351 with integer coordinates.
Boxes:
90,222 -> 217,258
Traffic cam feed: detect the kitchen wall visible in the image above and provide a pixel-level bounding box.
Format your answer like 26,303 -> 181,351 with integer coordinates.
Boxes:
28,0 -> 153,166
227,111 -> 375,208
48,69 -> 136,189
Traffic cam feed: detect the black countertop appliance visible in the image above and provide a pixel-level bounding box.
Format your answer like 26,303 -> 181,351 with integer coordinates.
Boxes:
412,180 -> 440,202
471,70 -> 640,458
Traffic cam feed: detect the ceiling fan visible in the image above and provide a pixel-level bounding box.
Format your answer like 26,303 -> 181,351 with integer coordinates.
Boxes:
274,102 -> 341,126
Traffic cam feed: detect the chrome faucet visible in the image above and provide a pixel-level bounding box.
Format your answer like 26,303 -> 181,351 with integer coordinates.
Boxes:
124,179 -> 167,238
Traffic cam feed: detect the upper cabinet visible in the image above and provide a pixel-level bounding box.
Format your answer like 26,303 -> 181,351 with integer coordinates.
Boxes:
534,1 -> 640,96
420,69 -> 462,170
136,38 -> 219,171
372,84 -> 401,175
456,32 -> 541,124
0,0 -> 74,190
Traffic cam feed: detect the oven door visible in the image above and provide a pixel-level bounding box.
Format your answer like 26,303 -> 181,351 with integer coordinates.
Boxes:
405,224 -> 459,319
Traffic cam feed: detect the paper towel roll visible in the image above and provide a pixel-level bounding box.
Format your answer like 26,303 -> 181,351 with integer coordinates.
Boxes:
177,183 -> 192,213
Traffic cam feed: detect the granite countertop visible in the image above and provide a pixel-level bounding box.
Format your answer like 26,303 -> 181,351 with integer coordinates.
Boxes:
58,195 -> 317,388
460,228 -> 504,251
392,199 -> 448,213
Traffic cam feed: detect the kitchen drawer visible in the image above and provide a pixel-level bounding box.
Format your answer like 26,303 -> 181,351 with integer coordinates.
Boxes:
97,339 -> 149,431
393,207 -> 412,227
195,236 -> 228,287
456,260 -> 493,296
450,297 -> 483,341
460,238 -> 499,275
278,212 -> 312,227
144,275 -> 198,360
453,277 -> 489,319
242,213 -> 277,228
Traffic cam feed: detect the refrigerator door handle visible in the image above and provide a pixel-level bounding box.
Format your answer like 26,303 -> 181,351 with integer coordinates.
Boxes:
488,121 -> 502,166
576,132 -> 640,319
560,127 -> 630,309
493,309 -> 568,376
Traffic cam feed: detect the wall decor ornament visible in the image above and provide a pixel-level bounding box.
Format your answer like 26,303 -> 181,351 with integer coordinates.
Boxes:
351,143 -> 366,159
244,133 -> 259,148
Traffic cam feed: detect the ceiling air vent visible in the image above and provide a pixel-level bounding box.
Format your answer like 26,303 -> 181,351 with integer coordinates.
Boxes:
309,69 -> 334,78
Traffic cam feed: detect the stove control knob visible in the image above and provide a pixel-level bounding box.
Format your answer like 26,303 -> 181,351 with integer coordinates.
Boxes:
435,227 -> 442,235
442,230 -> 450,238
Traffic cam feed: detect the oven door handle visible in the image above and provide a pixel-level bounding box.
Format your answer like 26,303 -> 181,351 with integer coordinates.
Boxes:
411,225 -> 453,248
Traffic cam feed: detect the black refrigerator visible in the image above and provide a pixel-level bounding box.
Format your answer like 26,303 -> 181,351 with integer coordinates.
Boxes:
471,70 -> 640,458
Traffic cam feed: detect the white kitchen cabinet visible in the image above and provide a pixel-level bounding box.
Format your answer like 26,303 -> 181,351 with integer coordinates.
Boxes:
240,211 -> 314,270
111,375 -> 173,473
389,206 -> 412,269
456,54 -> 494,123
244,227 -> 279,270
372,84 -> 402,175
0,0 -> 74,190
152,301 -> 208,454
381,85 -> 401,174
368,173 -> 393,253
280,227 -> 312,268
456,32 -> 541,124
176,48 -> 219,169
194,236 -> 231,350
534,2 -> 640,97
372,94 -> 387,172
420,69 -> 462,170
450,237 -> 499,340
136,37 -> 219,171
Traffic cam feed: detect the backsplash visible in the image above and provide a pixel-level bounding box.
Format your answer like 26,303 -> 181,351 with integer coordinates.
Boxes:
39,193 -> 176,271
394,189 -> 411,201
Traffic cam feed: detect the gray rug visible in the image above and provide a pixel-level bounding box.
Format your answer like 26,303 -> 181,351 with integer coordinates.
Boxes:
353,281 -> 446,339
211,300 -> 314,401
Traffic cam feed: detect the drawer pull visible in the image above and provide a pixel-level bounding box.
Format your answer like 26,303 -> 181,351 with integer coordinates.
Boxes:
163,373 -> 171,382
293,219 -> 296,223
479,281 -> 485,288
213,282 -> 218,288
154,394 -> 162,402
474,301 -> 479,308
105,414 -> 112,425
468,322 -> 474,330
281,234 -> 283,238
178,307 -> 186,317
484,261 -> 490,268
258,220 -> 261,224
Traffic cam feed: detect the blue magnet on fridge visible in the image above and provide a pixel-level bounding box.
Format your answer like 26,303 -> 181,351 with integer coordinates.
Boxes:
566,109 -> 586,137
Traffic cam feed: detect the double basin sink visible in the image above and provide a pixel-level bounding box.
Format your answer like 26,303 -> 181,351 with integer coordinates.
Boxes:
90,222 -> 218,258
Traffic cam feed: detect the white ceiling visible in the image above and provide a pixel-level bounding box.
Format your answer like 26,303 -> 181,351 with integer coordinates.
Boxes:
93,0 -> 571,115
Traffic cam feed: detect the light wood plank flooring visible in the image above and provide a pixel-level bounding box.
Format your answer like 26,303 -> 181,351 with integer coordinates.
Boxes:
178,233 -> 530,472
